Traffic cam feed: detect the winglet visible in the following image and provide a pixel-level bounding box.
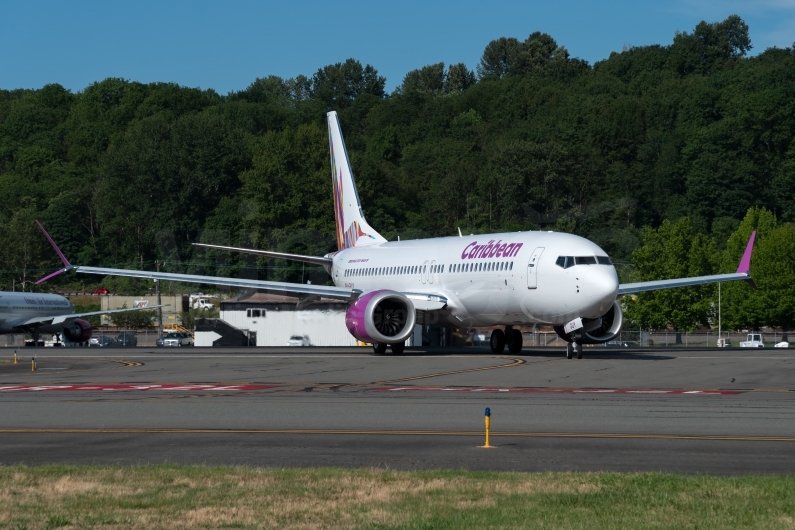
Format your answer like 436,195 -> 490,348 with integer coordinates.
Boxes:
735,230 -> 756,275
35,220 -> 73,285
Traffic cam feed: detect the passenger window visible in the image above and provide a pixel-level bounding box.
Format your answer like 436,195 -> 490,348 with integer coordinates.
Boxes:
597,256 -> 612,265
510,262 -> 513,270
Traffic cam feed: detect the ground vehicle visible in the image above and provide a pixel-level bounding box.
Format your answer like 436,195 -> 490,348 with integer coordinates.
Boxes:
717,338 -> 732,348
89,336 -> 116,347
602,340 -> 630,348
189,294 -> 215,310
288,335 -> 310,346
472,332 -> 487,346
91,287 -> 109,295
163,332 -> 192,347
739,333 -> 764,348
116,332 -> 137,347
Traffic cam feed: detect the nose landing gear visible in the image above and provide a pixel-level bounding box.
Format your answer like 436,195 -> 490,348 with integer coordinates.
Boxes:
566,342 -> 583,359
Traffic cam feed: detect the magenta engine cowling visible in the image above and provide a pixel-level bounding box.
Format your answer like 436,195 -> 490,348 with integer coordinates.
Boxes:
345,290 -> 416,344
62,319 -> 93,342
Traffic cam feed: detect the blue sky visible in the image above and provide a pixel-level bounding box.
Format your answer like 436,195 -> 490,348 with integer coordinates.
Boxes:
2,0 -> 794,94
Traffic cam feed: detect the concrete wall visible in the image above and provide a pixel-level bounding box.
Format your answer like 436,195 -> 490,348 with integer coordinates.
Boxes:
100,295 -> 186,325
221,308 -> 357,347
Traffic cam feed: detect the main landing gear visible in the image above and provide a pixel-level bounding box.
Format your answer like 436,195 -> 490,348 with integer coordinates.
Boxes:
490,327 -> 523,355
566,342 -> 583,360
372,342 -> 405,355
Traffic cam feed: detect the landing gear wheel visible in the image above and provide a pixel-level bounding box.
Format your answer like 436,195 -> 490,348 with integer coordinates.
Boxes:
390,342 -> 405,355
575,343 -> 582,359
566,343 -> 573,359
508,329 -> 523,354
490,329 -> 505,354
372,343 -> 387,355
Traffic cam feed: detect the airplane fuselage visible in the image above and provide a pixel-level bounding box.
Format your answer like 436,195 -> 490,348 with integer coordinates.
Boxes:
0,292 -> 74,334
331,231 -> 619,327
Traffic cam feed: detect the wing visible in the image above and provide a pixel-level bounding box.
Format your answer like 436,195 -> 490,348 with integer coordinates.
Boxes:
10,304 -> 169,329
192,243 -> 334,267
71,265 -> 359,301
618,231 -> 756,295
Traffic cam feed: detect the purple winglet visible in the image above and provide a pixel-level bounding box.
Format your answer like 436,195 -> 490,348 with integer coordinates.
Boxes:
736,230 -> 756,274
35,268 -> 67,285
36,220 -> 71,268
34,220 -> 73,285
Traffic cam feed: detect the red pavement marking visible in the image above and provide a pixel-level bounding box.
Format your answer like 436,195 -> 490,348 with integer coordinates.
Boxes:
0,384 -> 279,392
372,387 -> 742,395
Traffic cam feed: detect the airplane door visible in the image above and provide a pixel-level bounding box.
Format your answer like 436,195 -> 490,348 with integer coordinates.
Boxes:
429,260 -> 436,284
422,260 -> 429,284
527,247 -> 545,289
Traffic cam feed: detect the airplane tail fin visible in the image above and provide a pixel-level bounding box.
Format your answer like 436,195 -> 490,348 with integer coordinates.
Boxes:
35,220 -> 74,284
327,111 -> 386,250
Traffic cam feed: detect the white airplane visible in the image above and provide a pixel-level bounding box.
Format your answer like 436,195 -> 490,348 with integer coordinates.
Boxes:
37,111 -> 756,358
0,223 -> 167,345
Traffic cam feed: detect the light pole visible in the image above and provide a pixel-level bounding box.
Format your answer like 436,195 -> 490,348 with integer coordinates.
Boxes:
718,282 -> 721,343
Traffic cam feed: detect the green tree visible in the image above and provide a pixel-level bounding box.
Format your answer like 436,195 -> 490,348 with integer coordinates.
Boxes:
109,304 -> 156,328
311,59 -> 385,110
625,218 -> 718,331
477,37 -> 521,78
754,224 -> 795,334
719,206 -> 777,330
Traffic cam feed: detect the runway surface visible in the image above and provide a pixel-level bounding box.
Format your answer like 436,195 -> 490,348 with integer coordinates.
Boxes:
1,346 -> 794,473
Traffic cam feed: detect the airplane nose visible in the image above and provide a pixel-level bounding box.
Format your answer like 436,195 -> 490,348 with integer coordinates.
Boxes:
584,267 -> 619,305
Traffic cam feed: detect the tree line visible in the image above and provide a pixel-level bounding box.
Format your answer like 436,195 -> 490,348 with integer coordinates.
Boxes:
0,15 -> 792,330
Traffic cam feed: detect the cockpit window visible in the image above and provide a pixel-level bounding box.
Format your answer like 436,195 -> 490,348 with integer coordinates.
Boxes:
555,256 -> 574,269
575,256 -> 597,265
597,256 -> 612,265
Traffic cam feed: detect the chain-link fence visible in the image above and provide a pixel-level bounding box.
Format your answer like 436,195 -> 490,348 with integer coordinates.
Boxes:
1,329 -> 164,348
516,330 -> 790,348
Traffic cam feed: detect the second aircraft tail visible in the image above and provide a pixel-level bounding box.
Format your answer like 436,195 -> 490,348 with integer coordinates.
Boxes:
327,111 -> 386,250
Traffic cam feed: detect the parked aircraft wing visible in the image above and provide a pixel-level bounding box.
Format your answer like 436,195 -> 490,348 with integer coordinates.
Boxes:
34,220 -> 358,302
11,304 -> 169,329
191,243 -> 334,266
618,231 -> 756,295
71,265 -> 359,301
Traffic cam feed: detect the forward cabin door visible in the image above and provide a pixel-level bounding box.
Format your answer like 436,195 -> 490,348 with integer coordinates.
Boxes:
527,247 -> 545,289
422,260 -> 429,284
429,260 -> 436,284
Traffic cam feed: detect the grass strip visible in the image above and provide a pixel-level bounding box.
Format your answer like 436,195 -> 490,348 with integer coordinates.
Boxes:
1,465 -> 794,529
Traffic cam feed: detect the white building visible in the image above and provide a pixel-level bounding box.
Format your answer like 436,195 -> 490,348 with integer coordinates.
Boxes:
218,293 -> 358,347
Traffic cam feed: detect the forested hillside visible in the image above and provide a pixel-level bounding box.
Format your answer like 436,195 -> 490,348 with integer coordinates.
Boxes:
1,16 -> 793,330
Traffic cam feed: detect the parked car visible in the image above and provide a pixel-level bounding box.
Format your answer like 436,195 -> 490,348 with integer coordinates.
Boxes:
116,332 -> 137,347
287,335 -> 310,347
163,332 -> 192,347
602,340 -> 630,348
91,287 -> 109,295
89,336 -> 116,347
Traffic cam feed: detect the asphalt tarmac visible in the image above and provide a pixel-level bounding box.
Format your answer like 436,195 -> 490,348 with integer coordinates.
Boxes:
1,346 -> 794,473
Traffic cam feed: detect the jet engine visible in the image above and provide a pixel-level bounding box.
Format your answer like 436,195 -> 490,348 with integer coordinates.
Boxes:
345,290 -> 416,344
553,300 -> 623,344
62,319 -> 93,343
